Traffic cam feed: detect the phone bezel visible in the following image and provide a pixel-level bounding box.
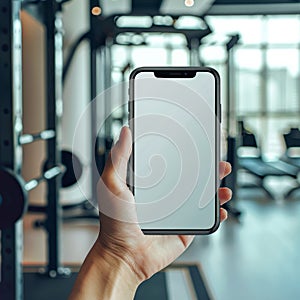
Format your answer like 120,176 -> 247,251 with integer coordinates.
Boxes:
129,67 -> 221,235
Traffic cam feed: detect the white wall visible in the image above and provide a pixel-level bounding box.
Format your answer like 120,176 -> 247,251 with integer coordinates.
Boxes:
61,0 -> 91,203
22,0 -> 91,205
22,11 -> 47,205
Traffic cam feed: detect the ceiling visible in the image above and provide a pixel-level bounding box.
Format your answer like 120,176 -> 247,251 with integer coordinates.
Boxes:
214,0 -> 299,3
101,0 -> 300,16
210,0 -> 300,14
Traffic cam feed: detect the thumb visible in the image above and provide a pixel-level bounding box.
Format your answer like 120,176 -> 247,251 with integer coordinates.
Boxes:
101,126 -> 132,194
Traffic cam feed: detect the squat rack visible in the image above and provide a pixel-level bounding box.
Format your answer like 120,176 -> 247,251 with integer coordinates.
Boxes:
0,1 -> 67,299
0,1 -> 23,299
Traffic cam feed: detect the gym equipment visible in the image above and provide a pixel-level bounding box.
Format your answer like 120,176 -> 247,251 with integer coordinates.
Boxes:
42,150 -> 83,189
0,169 -> 27,230
221,34 -> 242,219
28,150 -> 86,217
283,128 -> 300,150
281,128 -> 300,198
1,139 -> 80,227
238,121 -> 299,199
0,165 -> 64,229
6,1 -> 288,298
88,13 -> 213,206
0,1 -> 69,298
25,151 -> 83,211
0,1 -> 25,298
27,166 -> 64,190
19,130 -> 55,145
60,13 -> 214,223
61,150 -> 83,188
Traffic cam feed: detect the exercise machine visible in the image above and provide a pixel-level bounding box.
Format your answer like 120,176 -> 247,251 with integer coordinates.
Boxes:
0,1 -> 72,299
237,121 -> 299,199
221,34 -> 242,219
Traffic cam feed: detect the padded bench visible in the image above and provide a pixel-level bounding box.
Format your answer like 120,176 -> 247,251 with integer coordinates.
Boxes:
237,122 -> 300,199
239,157 -> 299,199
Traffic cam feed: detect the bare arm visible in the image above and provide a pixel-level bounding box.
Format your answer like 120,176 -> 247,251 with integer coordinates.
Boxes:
69,241 -> 140,300
69,127 -> 232,300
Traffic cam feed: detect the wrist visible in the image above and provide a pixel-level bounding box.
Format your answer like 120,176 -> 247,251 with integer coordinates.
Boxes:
92,239 -> 142,291
69,239 -> 140,300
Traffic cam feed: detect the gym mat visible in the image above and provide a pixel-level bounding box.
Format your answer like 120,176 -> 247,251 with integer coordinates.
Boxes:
135,272 -> 168,300
23,264 -> 211,300
24,271 -> 77,300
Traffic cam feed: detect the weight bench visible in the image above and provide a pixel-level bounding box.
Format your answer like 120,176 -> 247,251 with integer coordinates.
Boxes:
237,122 -> 299,200
239,157 -> 298,199
281,128 -> 300,198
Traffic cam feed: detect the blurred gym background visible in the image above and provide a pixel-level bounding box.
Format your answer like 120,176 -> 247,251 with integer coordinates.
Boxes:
1,0 -> 300,299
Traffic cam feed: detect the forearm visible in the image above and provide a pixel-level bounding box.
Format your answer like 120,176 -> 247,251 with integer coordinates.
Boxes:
69,241 -> 140,300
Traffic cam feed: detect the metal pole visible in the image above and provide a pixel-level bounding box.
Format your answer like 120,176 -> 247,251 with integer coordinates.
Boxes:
224,35 -> 241,218
226,34 -> 240,137
44,0 -> 64,276
0,0 -> 23,299
226,45 -> 233,135
104,40 -> 113,139
190,38 -> 200,66
90,0 -> 99,205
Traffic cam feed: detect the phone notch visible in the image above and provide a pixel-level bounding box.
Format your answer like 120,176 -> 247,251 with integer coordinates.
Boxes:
154,70 -> 196,78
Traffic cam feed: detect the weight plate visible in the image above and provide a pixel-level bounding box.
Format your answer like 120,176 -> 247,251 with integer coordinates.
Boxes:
0,168 -> 28,229
61,150 -> 83,188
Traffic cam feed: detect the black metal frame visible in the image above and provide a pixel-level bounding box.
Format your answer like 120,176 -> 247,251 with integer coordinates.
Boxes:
23,0 -> 70,277
0,1 -> 23,299
87,11 -> 214,201
222,35 -> 242,219
90,1 -> 99,210
0,1 -> 67,298
21,0 -> 66,277
43,0 -> 64,277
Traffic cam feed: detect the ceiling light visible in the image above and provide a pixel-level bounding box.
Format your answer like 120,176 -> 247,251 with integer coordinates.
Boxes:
116,16 -> 152,28
184,0 -> 194,7
91,6 -> 102,16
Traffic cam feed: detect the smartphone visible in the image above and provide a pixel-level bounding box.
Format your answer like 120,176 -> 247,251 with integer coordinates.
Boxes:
129,67 -> 220,234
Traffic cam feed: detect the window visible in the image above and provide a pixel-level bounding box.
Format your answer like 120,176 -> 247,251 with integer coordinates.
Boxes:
110,15 -> 300,158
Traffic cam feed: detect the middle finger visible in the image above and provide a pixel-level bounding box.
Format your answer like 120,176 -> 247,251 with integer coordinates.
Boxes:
219,187 -> 232,205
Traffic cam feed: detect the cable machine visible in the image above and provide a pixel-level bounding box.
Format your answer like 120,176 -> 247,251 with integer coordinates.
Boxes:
87,11 -> 213,204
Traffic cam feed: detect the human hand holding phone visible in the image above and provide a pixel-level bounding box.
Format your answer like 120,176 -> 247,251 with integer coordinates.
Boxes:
99,126 -> 231,276
70,127 -> 232,300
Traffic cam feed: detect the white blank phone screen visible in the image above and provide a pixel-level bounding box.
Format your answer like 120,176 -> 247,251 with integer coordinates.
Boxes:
132,71 -> 218,231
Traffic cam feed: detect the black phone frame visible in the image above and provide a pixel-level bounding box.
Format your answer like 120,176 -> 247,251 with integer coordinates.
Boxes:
129,67 -> 221,235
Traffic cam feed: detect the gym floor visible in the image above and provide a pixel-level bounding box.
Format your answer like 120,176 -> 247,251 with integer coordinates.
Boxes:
23,184 -> 300,300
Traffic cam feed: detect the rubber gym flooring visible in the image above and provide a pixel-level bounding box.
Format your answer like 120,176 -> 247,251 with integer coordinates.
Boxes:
23,187 -> 300,300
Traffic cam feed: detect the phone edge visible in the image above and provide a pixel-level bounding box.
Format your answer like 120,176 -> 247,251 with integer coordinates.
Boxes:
128,66 -> 221,235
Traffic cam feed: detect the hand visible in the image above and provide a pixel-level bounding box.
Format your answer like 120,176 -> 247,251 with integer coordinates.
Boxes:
97,127 -> 231,281
70,126 -> 232,300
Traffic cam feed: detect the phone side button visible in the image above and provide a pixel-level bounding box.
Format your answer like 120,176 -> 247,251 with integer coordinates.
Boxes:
219,104 -> 222,123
